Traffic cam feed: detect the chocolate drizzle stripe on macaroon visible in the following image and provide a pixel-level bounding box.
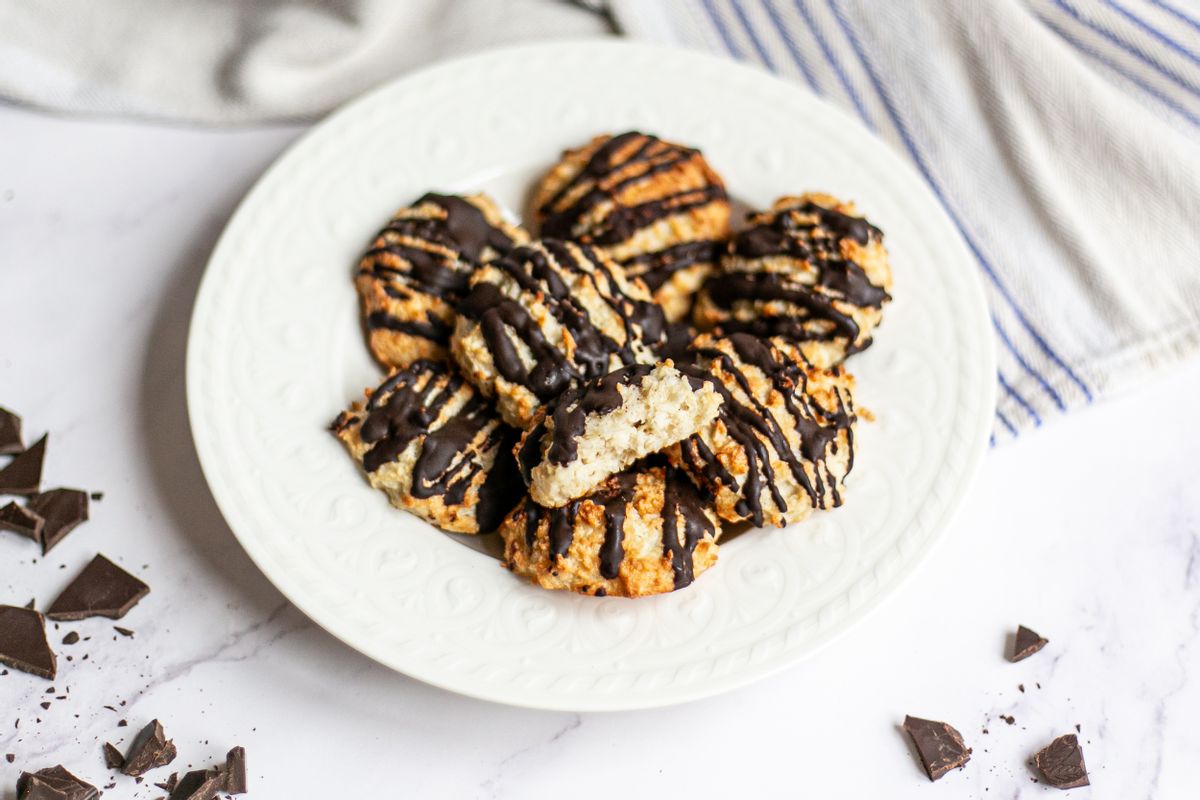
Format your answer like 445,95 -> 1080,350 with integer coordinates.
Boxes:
359,193 -> 521,350
676,334 -> 855,526
344,360 -> 521,532
538,132 -> 728,244
457,241 -> 664,401
521,462 -> 716,590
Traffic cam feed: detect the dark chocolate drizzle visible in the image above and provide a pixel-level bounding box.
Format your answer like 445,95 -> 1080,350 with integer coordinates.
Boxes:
707,199 -> 888,349
456,241 -> 665,401
676,334 -> 854,526
520,462 -> 716,590
622,240 -> 721,292
361,194 -> 517,346
347,360 -> 520,531
537,132 -> 727,247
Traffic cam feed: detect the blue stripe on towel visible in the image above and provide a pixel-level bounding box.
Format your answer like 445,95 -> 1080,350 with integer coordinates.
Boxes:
729,0 -> 780,71
1104,0 -> 1200,66
1148,0 -> 1200,34
791,0 -> 874,124
998,371 -> 1043,427
824,0 -> 1094,402
1041,14 -> 1200,127
1053,0 -> 1200,98
996,408 -> 1019,437
758,0 -> 820,89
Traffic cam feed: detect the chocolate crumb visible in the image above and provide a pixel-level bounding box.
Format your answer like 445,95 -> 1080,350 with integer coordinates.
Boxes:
46,555 -> 150,621
1035,733 -> 1089,789
154,772 -> 179,792
89,492 -> 103,501
1001,715 -> 1016,725
902,715 -> 971,781
1075,723 -> 1081,733
1010,625 -> 1048,662
39,702 -> 50,710
61,632 -> 79,645
5,753 -> 13,763
118,719 -> 127,727
1018,683 -> 1025,693
114,626 -> 135,638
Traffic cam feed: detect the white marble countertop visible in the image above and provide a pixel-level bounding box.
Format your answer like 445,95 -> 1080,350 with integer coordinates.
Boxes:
1,102 -> 1198,799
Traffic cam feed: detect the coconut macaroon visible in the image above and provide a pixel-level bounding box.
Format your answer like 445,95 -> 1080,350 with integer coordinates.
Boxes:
332,360 -> 523,534
515,362 -> 722,508
693,193 -> 892,367
532,132 -> 732,322
356,192 -> 528,368
500,462 -> 722,597
451,239 -> 666,430
669,333 -> 857,528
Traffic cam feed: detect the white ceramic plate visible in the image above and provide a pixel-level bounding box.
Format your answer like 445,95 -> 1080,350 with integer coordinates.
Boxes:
187,39 -> 995,711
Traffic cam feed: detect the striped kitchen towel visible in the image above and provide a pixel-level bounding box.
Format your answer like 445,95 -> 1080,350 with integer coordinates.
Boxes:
610,0 -> 1200,441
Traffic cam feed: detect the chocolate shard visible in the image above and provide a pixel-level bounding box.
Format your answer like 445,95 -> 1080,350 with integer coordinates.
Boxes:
0,605 -> 56,680
27,489 -> 89,554
0,501 -> 44,541
0,408 -> 23,455
223,746 -> 247,794
1035,733 -> 1089,789
1011,625 -> 1048,662
16,765 -> 98,800
102,742 -> 125,770
154,772 -> 179,792
167,768 -> 223,800
46,554 -> 149,621
121,719 -> 177,777
903,715 -> 971,781
0,435 -> 47,496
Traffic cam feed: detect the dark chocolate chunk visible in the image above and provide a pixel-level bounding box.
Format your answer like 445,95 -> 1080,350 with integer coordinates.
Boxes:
903,715 -> 971,781
121,719 -> 176,776
27,489 -> 89,554
1035,733 -> 1089,789
0,501 -> 44,541
46,555 -> 149,621
0,435 -> 47,496
0,408 -> 23,455
167,768 -> 223,800
0,606 -> 56,679
16,765 -> 98,800
102,743 -> 124,770
223,746 -> 247,793
61,632 -> 79,645
154,772 -> 179,792
1011,625 -> 1048,662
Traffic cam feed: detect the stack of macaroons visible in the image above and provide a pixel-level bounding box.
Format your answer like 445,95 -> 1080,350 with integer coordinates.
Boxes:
333,131 -> 893,598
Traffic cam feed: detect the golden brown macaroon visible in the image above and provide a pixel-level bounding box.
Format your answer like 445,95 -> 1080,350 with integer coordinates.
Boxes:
693,193 -> 891,367
332,360 -> 523,534
356,193 -> 529,368
668,333 -> 857,528
501,462 -> 721,597
532,132 -> 731,322
451,239 -> 666,430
